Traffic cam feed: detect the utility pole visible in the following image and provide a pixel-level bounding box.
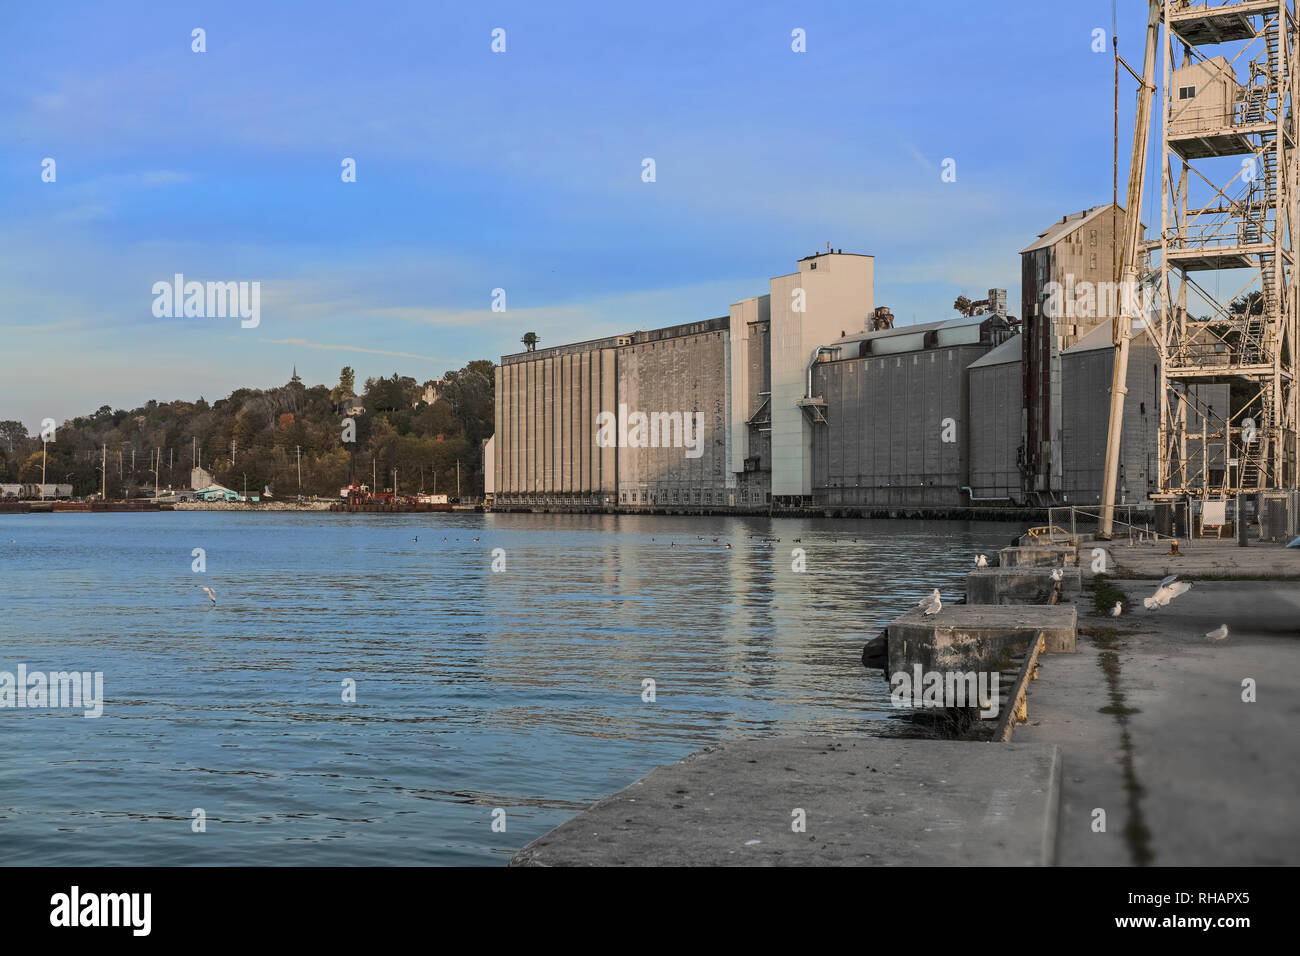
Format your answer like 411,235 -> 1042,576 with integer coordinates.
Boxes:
1100,0 -> 1160,539
296,445 -> 302,489
393,468 -> 398,498
153,449 -> 160,499
192,436 -> 196,471
231,439 -> 236,467
456,459 -> 461,498
100,444 -> 106,500
372,458 -> 377,493
433,469 -> 437,494
41,440 -> 47,500
131,448 -> 135,472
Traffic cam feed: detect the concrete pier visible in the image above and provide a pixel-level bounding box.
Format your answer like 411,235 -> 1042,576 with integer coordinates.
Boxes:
510,737 -> 1062,866
999,544 -> 1077,568
1016,576 -> 1300,864
887,605 -> 1077,682
966,566 -> 1082,605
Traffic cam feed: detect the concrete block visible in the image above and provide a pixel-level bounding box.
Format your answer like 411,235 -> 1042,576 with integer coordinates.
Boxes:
999,545 -> 1077,568
966,567 -> 1082,605
887,604 -> 1077,681
510,737 -> 1062,867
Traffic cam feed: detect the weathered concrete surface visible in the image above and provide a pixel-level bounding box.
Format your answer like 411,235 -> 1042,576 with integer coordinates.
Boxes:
510,737 -> 1062,866
1000,545 -> 1077,568
887,605 -> 1077,683
1095,536 -> 1300,580
1016,579 -> 1300,865
966,567 -> 1081,605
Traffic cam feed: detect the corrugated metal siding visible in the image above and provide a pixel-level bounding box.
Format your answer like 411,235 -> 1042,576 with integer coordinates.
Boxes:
968,357 -> 1022,499
811,344 -> 989,506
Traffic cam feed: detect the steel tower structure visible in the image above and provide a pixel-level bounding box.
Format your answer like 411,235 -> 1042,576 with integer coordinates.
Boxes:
1157,0 -> 1298,498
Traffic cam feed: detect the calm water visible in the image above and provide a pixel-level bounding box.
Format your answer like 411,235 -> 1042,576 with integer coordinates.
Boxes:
0,511 -> 1013,865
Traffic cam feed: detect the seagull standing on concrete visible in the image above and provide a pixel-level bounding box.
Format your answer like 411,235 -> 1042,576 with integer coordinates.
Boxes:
1206,624 -> 1229,641
1110,601 -> 1123,617
1144,579 -> 1193,609
1051,567 -> 1064,582
975,554 -> 988,568
919,589 -> 942,616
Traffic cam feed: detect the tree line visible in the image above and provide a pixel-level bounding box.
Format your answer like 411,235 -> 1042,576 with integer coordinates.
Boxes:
0,360 -> 495,500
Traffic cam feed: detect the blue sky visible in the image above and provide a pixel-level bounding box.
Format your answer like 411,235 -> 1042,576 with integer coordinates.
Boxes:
1,1 -> 1149,430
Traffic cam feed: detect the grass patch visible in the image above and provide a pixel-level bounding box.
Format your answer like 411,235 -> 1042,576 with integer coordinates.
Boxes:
1091,574 -> 1127,616
1099,703 -> 1142,716
1087,613 -> 1155,866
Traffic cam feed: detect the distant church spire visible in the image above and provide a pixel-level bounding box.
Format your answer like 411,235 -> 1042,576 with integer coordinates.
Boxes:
291,364 -> 301,384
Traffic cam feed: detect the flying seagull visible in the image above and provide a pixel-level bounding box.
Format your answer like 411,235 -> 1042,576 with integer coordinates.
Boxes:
919,588 -> 942,616
1144,579 -> 1193,609
1206,624 -> 1229,641
199,586 -> 216,605
1051,567 -> 1064,582
1110,601 -> 1123,617
975,554 -> 988,568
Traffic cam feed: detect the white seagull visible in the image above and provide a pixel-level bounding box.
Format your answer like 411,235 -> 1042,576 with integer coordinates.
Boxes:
1051,567 -> 1065,582
1110,601 -> 1123,617
918,588 -> 942,616
1206,624 -> 1229,641
1144,579 -> 1192,609
974,553 -> 988,568
199,586 -> 216,605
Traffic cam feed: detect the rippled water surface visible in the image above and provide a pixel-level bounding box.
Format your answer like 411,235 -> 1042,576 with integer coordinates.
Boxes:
0,511 -> 1014,865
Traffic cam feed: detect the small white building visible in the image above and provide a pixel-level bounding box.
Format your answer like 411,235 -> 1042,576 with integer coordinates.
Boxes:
1170,55 -> 1240,135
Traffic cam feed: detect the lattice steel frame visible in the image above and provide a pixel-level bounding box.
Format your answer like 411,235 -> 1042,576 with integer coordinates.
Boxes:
1157,0 -> 1298,496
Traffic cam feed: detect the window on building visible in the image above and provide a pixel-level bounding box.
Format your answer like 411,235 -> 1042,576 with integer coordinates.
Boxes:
1089,229 -> 1098,247
1179,85 -> 1196,99
1089,253 -> 1098,270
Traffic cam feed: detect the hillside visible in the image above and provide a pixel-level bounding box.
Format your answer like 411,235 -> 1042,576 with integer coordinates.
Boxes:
0,361 -> 495,500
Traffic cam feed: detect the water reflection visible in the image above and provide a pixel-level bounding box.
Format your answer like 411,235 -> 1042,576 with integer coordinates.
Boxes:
0,511 -> 1012,865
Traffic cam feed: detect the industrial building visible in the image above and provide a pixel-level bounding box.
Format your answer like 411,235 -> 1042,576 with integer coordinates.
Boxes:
1020,203 -> 1130,503
487,219 -> 1202,515
492,251 -> 875,510
810,314 -> 1013,507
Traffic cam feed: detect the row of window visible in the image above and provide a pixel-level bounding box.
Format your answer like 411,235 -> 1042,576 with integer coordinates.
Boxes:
617,490 -> 770,505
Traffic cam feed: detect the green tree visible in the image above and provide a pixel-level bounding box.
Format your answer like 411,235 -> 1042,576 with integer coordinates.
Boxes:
331,366 -> 356,404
